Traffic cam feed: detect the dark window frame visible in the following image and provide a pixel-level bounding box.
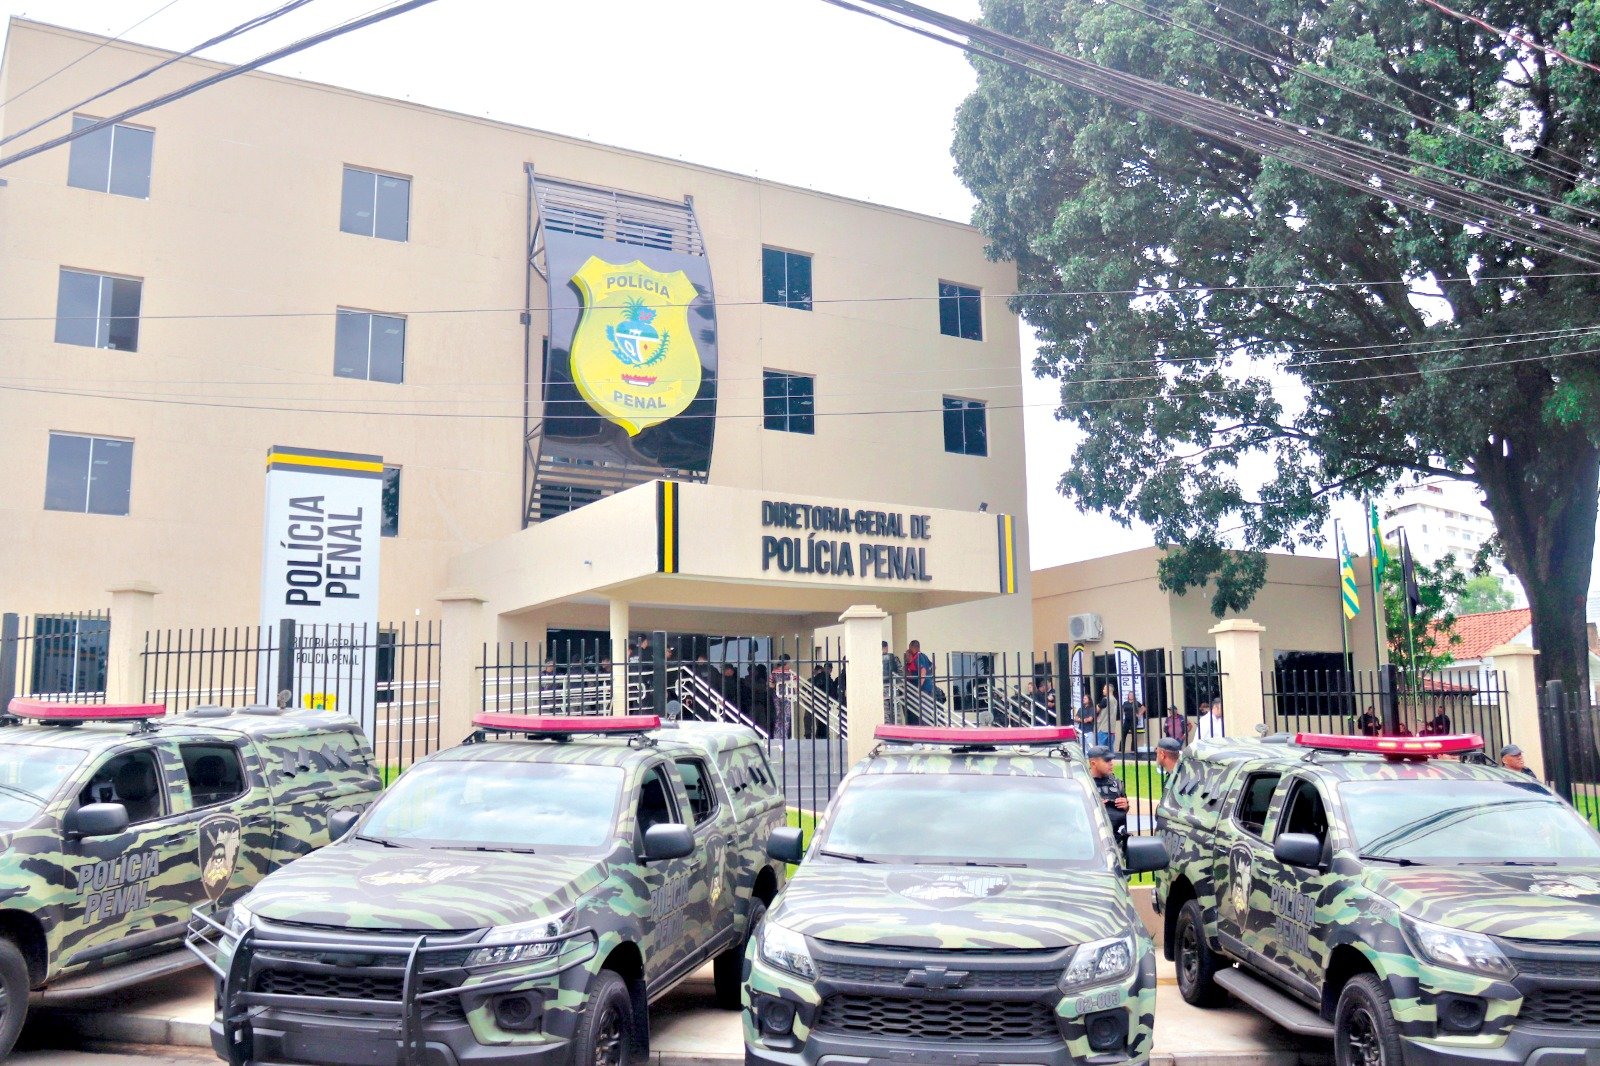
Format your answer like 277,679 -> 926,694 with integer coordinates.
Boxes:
942,396 -> 988,456
938,280 -> 982,340
77,748 -> 168,825
334,308 -> 407,384
67,115 -> 154,198
762,247 -> 813,311
763,370 -> 815,434
635,761 -> 683,843
44,432 -> 133,517
673,756 -> 721,828
180,742 -> 249,810
339,165 -> 411,242
1233,771 -> 1282,840
55,268 -> 142,352
28,614 -> 109,696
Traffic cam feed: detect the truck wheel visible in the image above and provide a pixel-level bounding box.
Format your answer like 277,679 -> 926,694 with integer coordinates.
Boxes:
575,971 -> 637,1066
1175,900 -> 1225,1007
714,897 -> 766,1010
0,937 -> 29,1059
1335,975 -> 1404,1066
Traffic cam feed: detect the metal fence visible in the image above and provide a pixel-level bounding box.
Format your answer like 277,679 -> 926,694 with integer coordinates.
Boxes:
142,619 -> 440,773
1539,682 -> 1600,830
1264,664 -> 1511,755
0,610 -> 110,706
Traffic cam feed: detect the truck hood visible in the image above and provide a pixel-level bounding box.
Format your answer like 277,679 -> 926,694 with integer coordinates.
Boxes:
243,840 -> 611,931
1373,864 -> 1600,940
769,864 -> 1135,950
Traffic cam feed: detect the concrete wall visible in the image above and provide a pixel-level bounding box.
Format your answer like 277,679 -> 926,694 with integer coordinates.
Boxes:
0,20 -> 1030,655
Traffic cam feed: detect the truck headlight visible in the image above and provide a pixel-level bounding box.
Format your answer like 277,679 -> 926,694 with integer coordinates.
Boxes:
757,920 -> 816,981
228,899 -> 257,934
1060,935 -> 1135,992
468,910 -> 573,968
1407,919 -> 1516,980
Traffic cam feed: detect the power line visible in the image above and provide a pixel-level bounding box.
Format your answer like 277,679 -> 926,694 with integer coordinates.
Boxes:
1417,0 -> 1600,77
0,0 -> 187,109
0,0 -> 442,173
3,337 -> 1591,421
2,0 -> 325,150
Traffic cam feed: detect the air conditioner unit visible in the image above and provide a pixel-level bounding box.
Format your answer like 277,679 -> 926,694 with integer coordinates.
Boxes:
1069,613 -> 1104,642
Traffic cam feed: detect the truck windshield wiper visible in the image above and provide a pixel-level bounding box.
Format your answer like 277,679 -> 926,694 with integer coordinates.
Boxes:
1457,859 -> 1555,867
353,834 -> 414,849
441,844 -> 537,855
817,848 -> 880,864
916,860 -> 1025,868
1359,853 -> 1425,866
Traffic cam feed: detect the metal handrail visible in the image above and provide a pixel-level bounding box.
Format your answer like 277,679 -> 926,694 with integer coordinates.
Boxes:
674,666 -> 768,738
794,677 -> 848,740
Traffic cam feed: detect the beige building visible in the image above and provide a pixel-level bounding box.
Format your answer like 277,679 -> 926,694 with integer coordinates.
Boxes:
0,19 -> 1031,669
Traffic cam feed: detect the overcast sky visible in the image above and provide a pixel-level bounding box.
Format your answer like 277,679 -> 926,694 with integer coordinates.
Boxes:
0,0 -> 1378,572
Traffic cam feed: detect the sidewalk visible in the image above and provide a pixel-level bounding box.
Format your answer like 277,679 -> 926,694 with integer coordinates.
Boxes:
42,959 -> 1331,1065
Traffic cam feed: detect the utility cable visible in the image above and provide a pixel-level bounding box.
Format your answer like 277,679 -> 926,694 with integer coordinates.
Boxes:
1417,0 -> 1600,76
2,0 -> 323,149
0,0 -> 440,172
0,0 -> 187,109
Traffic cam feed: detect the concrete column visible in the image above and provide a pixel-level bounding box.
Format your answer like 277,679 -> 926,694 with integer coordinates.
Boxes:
106,583 -> 158,705
437,590 -> 487,745
840,605 -> 889,769
1486,643 -> 1542,776
890,613 -> 909,662
1209,618 -> 1268,738
608,598 -> 630,716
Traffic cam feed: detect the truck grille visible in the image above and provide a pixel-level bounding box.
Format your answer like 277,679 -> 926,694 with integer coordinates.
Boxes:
816,994 -> 1059,1043
1519,988 -> 1600,1029
256,969 -> 464,1022
1515,957 -> 1600,982
815,960 -> 1059,992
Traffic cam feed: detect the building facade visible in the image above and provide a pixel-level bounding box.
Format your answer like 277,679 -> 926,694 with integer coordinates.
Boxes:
0,20 -> 1031,669
1381,480 -> 1521,605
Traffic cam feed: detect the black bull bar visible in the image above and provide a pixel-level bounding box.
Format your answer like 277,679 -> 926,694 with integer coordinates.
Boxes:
187,903 -> 600,1066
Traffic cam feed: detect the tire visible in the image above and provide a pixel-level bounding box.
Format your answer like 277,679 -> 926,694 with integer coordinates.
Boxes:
1335,974 -> 1405,1066
0,937 -> 29,1060
1175,899 -> 1226,1007
573,971 -> 637,1066
714,897 -> 766,1010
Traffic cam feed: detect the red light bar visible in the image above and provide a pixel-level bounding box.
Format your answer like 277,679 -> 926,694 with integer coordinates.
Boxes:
473,713 -> 661,735
875,724 -> 1078,746
6,699 -> 166,723
1293,732 -> 1484,758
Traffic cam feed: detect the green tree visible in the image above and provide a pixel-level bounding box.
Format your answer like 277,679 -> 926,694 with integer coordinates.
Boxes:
1456,573 -> 1516,614
953,0 -> 1600,691
1386,554 -> 1467,672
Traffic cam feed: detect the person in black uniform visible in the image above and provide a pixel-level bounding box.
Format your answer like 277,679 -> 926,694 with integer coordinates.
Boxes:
1087,745 -> 1129,849
1500,744 -> 1537,778
1118,694 -> 1141,754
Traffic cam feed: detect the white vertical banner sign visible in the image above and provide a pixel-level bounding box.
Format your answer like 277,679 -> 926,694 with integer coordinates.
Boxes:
258,446 -> 383,726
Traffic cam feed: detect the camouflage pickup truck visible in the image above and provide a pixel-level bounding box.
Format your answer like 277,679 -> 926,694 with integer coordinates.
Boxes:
190,712 -> 786,1066
1155,731 -> 1600,1066
744,724 -> 1170,1066
0,699 -> 380,1059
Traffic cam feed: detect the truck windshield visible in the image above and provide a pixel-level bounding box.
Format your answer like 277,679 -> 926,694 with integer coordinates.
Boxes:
1339,778 -> 1600,863
815,773 -> 1104,867
359,762 -> 624,851
0,744 -> 85,826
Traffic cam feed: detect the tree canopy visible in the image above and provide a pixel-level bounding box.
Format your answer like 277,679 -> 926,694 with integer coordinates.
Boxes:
954,0 -> 1600,688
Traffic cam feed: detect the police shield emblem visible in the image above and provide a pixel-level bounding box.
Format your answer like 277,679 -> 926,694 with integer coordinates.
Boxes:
569,256 -> 704,436
198,813 -> 243,905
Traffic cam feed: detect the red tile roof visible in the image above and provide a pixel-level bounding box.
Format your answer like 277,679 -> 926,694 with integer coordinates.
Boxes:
1434,608 -> 1531,661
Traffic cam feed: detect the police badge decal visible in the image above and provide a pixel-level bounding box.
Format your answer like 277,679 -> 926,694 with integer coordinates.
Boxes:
569,256 -> 704,436
199,813 -> 244,905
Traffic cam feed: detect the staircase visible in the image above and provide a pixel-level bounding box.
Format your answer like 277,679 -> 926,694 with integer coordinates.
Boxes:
795,677 -> 848,740
674,666 -> 769,738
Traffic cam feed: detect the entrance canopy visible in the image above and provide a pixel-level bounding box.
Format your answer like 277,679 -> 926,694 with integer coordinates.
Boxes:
448,481 -> 1018,624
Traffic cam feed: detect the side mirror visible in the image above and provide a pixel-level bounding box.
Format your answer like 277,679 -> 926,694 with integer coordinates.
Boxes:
1274,832 -> 1325,869
641,823 -> 694,862
1124,835 -> 1169,874
329,808 -> 361,841
66,802 -> 129,840
767,827 -> 805,865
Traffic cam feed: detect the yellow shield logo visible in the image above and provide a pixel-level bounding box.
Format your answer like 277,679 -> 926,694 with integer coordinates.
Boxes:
570,256 -> 704,436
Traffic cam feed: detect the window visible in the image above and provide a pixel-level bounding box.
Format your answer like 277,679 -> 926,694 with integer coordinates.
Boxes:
67,116 -> 153,198
1278,781 -> 1329,847
382,466 -> 401,537
938,281 -> 982,340
762,247 -> 812,310
617,217 -> 673,250
79,750 -> 165,824
942,397 -> 987,456
45,433 -> 133,516
29,615 -> 109,697
1235,771 -> 1281,837
545,206 -> 604,238
763,370 -> 815,434
335,310 -> 406,383
1181,647 -> 1222,714
181,744 -> 247,808
55,269 -> 141,351
674,758 -> 719,826
1271,650 -> 1353,719
340,166 -> 410,241
636,763 -> 681,839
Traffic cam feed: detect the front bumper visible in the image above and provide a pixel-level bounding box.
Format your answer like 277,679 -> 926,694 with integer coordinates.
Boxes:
188,904 -> 598,1066
1400,1026 -> 1600,1066
743,937 -> 1157,1066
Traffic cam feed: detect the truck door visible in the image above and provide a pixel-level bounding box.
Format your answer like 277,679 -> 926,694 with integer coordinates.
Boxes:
673,755 -> 733,951
1247,776 -> 1337,992
173,739 -> 272,908
1211,769 -> 1280,955
633,761 -> 703,988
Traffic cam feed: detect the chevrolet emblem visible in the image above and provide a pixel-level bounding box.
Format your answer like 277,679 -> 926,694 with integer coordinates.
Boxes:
903,965 -> 970,990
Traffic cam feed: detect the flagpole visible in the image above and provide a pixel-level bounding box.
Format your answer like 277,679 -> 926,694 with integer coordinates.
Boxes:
1364,499 -> 1385,670
1400,527 -> 1421,697
1335,519 -> 1352,683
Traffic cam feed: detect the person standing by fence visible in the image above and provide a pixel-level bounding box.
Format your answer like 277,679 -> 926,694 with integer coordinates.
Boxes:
1118,692 -> 1142,754
772,655 -> 796,742
1076,693 -> 1098,751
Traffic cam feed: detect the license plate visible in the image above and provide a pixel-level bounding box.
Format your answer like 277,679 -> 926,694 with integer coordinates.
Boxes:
283,1032 -> 394,1066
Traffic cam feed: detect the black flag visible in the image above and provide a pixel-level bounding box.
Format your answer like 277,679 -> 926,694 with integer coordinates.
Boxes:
1400,532 -> 1423,620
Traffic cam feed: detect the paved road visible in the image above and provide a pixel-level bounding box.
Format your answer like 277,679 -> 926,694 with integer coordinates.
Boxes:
12,1049 -> 211,1064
